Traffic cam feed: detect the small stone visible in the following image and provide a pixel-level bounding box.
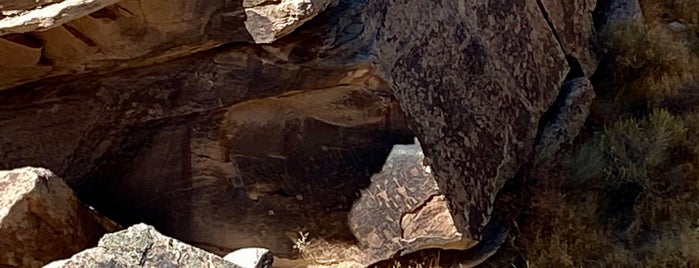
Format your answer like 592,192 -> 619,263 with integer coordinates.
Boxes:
223,247 -> 273,268
267,210 -> 275,216
667,21 -> 688,32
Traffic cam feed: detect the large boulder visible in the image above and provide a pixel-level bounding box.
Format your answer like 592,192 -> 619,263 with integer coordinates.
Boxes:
0,167 -> 119,268
44,223 -> 242,268
367,0 -> 579,242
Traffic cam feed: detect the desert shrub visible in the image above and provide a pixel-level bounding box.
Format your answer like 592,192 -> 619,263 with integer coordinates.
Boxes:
640,0 -> 699,25
515,109 -> 699,267
595,21 -> 696,100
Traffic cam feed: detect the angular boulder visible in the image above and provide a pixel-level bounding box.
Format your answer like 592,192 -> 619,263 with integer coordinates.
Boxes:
0,167 -> 119,268
243,0 -> 337,44
348,141 -> 474,266
368,0 -> 572,242
44,223 -> 241,268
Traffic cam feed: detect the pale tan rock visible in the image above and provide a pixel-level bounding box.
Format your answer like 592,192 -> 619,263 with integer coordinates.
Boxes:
243,0 -> 335,43
401,195 -> 464,251
0,0 -> 121,35
0,0 -> 252,90
0,0 -> 61,12
0,167 -> 120,268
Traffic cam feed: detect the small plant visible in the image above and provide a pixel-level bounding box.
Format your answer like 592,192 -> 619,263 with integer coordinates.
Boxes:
293,231 -> 313,261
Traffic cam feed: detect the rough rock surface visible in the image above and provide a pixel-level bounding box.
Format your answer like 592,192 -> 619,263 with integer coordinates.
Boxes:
538,0 -> 598,75
0,167 -> 119,268
368,0 -> 572,241
348,141 -> 472,266
534,77 -> 596,166
45,223 -> 242,268
0,0 -> 121,35
0,45 -> 411,256
243,0 -> 336,43
0,0 -> 310,90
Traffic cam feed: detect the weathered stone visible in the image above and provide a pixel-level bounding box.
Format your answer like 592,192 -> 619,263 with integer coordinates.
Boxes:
244,0 -> 336,43
182,84 -> 410,256
347,141 -> 474,266
0,0 -> 252,90
0,0 -> 343,90
368,0 -> 570,243
223,247 -> 273,268
0,0 -> 61,12
534,77 -> 596,166
0,167 -> 119,268
44,223 -> 242,268
0,0 -> 121,36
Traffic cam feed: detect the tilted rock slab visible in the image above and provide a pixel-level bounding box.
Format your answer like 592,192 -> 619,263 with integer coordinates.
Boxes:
367,0 -> 579,242
0,167 -> 120,268
348,141 -> 473,266
44,223 -> 242,268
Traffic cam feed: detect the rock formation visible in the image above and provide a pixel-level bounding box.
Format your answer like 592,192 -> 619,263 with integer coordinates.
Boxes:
44,223 -> 242,268
0,0 -> 602,266
0,167 -> 120,267
348,141 -> 472,266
